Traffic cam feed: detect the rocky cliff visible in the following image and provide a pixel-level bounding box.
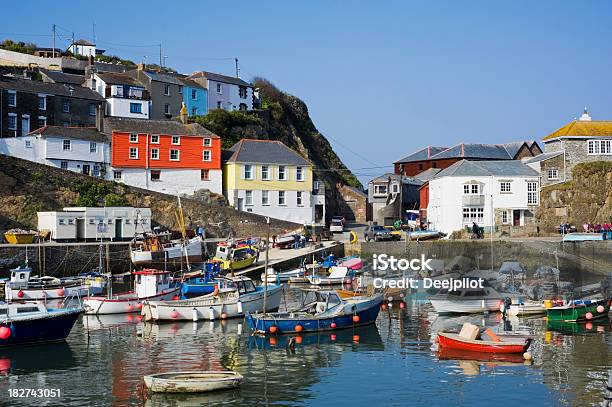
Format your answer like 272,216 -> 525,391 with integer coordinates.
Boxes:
195,78 -> 363,220
0,155 -> 299,238
537,161 -> 612,232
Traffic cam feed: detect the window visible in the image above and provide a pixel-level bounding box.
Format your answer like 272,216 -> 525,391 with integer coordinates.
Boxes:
62,99 -> 70,113
178,85 -> 183,94
38,95 -> 46,110
129,134 -> 138,143
239,103 -> 247,111
527,181 -> 538,205
296,166 -> 304,181
164,85 -> 170,96
202,150 -> 211,161
200,169 -> 209,181
164,104 -> 170,114
392,183 -> 399,194
203,138 -> 211,147
151,135 -> 159,144
297,191 -> 303,206
261,165 -> 270,180
418,163 -> 424,170
587,139 -> 611,155
151,148 -> 159,160
59,218 -> 65,225
216,83 -> 222,94
37,116 -> 47,127
25,140 -> 32,148
170,149 -> 179,161
63,139 -> 71,151
462,207 -> 484,223
278,166 -> 286,180
500,182 -> 511,193
262,190 -> 269,205
471,184 -> 479,194
464,184 -> 480,194
216,101 -> 222,109
171,135 -> 180,145
7,114 -> 16,131
243,164 -> 253,179
278,191 -> 286,206
21,115 -> 29,136
130,103 -> 142,114
502,210 -> 509,224
373,184 -> 387,195
150,170 -> 161,181
239,86 -> 247,99
129,147 -> 138,159
60,161 -> 68,170
113,171 -> 122,181
547,168 -> 559,180
8,90 -> 16,107
93,165 -> 100,177
89,103 -> 96,116
245,190 -> 253,206
90,142 -> 97,153
191,107 -> 197,116
191,89 -> 197,100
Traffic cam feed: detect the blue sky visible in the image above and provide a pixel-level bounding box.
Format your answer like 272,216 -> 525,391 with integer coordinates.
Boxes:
3,1 -> 612,184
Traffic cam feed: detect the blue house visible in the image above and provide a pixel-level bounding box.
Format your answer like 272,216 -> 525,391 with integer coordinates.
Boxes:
180,78 -> 208,116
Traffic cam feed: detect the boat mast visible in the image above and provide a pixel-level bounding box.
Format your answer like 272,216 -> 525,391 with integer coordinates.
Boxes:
176,194 -> 191,272
263,217 -> 271,314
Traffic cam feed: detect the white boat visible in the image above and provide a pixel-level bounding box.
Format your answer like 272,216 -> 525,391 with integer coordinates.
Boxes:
3,264 -> 90,300
83,269 -> 180,315
143,371 -> 243,393
260,267 -> 304,283
130,232 -> 203,271
307,266 -> 354,286
141,276 -> 282,322
500,300 -> 546,316
429,285 -> 524,314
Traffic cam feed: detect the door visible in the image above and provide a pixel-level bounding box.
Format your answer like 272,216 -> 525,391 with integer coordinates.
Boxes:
513,210 -> 521,226
82,164 -> 90,175
76,219 -> 85,240
115,219 -> 123,240
21,116 -> 30,136
237,198 -> 244,212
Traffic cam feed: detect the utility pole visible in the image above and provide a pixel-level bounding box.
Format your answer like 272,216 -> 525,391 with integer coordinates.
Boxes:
159,43 -> 162,68
398,172 -> 404,224
52,24 -> 56,58
92,23 -> 96,44
235,58 -> 239,78
262,217 -> 270,314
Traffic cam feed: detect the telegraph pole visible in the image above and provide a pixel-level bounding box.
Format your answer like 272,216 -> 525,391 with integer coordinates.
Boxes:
52,24 -> 56,57
235,58 -> 239,78
159,43 -> 162,67
398,172 -> 404,224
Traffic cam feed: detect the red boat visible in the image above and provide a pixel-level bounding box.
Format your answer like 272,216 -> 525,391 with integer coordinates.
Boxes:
437,347 -> 528,364
437,331 -> 532,354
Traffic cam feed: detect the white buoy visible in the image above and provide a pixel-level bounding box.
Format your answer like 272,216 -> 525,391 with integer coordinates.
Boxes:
237,300 -> 243,314
208,306 -> 215,321
192,307 -> 199,322
523,352 -> 532,360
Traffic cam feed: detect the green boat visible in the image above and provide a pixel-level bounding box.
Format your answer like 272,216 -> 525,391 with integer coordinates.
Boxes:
546,299 -> 610,322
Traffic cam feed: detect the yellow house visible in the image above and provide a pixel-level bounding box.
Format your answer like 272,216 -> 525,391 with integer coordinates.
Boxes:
223,139 -> 325,224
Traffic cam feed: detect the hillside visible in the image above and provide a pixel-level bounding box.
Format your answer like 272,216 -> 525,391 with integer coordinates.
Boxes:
0,155 -> 299,238
195,78 -> 363,219
537,161 -> 612,232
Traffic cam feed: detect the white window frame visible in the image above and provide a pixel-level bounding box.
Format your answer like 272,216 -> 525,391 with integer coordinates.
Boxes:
500,181 -> 512,193
245,190 -> 253,206
129,134 -> 138,143
63,139 -> 71,151
296,166 -> 304,181
151,135 -> 160,144
216,83 -> 222,94
7,90 -> 16,107
25,140 -> 32,148
392,183 -> 399,194
171,135 -> 180,145
90,142 -> 97,153
527,181 -> 538,205
113,171 -> 122,181
164,84 -> 170,96
169,149 -> 180,161
38,116 -> 47,127
202,150 -> 211,161
151,148 -> 159,160
8,113 -> 17,131
278,190 -> 286,206
373,184 -> 387,195
547,168 -> 558,180
200,169 -> 209,181
297,191 -> 303,206
243,164 -> 253,180
462,207 -> 484,224
38,94 -> 46,110
89,103 -> 96,116
164,104 -> 170,114
129,147 -> 138,159
278,165 -> 286,181
261,190 -> 269,206
60,161 -> 68,170
261,165 -> 270,180
203,138 -> 211,147
501,210 -> 509,224
588,139 -> 611,155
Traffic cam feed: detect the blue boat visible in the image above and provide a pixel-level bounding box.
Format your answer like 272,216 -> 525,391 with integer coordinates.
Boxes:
180,262 -> 222,298
245,290 -> 383,334
0,301 -> 81,347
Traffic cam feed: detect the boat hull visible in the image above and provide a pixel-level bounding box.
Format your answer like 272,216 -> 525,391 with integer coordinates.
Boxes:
5,284 -> 90,301
430,298 -> 504,314
83,287 -> 181,315
0,309 -> 80,346
131,238 -> 202,271
501,302 -> 547,316
437,332 -> 531,354
144,371 -> 243,393
546,299 -> 610,322
142,285 -> 282,321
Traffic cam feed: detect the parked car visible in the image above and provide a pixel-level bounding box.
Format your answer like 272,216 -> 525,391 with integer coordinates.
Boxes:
364,225 -> 398,241
329,219 -> 344,233
332,215 -> 346,226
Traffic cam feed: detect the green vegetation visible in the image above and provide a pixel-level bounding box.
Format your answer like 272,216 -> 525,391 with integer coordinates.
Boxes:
572,161 -> 612,178
193,110 -> 265,149
95,54 -> 136,67
0,39 -> 37,55
104,193 -> 128,207
70,180 -> 127,207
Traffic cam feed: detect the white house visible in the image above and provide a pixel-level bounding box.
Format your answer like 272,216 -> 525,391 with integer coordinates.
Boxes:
0,126 -> 110,177
427,160 -> 540,236
187,71 -> 253,112
69,39 -> 98,58
38,207 -> 151,241
92,72 -> 151,119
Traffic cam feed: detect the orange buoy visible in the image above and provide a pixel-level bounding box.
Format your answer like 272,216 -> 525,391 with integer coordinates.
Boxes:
381,303 -> 387,310
136,303 -> 143,309
399,302 -> 405,309
213,285 -> 219,296
269,326 -> 278,334
56,288 -> 65,297
352,315 -> 360,323
330,322 -> 337,329
127,304 -> 134,312
295,324 -> 303,333
0,326 -> 11,340
172,295 -> 180,301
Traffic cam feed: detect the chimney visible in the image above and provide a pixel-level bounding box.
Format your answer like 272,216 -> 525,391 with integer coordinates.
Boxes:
137,62 -> 145,71
96,104 -> 104,132
179,102 -> 188,124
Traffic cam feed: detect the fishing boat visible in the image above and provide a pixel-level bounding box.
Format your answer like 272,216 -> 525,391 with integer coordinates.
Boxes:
130,232 -> 203,271
500,300 -> 547,316
213,243 -> 258,271
3,229 -> 37,244
337,256 -> 363,271
274,234 -> 298,249
429,283 -> 524,314
83,269 -> 181,315
141,276 -> 282,321
245,290 -> 383,334
2,263 -> 90,301
0,301 -> 81,346
260,266 -> 304,283
545,298 -> 610,322
180,262 -> 223,298
307,266 -> 355,286
144,371 -> 243,393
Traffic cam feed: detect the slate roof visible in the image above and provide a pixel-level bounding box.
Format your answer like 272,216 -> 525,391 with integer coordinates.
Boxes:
431,143 -> 513,160
226,139 -> 311,165
188,71 -> 252,87
29,126 -> 108,142
103,117 -> 218,138
369,173 -> 423,186
394,146 -> 447,164
543,120 -> 612,141
73,39 -> 95,46
39,68 -> 86,85
96,72 -> 144,87
413,168 -> 441,182
94,62 -> 129,73
0,75 -> 105,101
433,160 -> 539,178
139,70 -> 185,86
522,151 -> 563,164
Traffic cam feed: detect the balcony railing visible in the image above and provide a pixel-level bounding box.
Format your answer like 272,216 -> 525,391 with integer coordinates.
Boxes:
462,194 -> 485,206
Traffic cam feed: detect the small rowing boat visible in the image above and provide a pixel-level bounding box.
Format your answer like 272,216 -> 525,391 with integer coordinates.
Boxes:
437,331 -> 532,354
500,300 -> 547,316
143,371 -> 243,393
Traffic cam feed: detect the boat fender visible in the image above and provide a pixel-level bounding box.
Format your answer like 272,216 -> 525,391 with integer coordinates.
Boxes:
295,324 -> 303,332
523,352 -> 532,360
57,288 -> 65,297
213,285 -> 219,296
208,307 -> 215,321
330,322 -> 337,329
597,305 -> 605,313
169,310 -> 179,319
269,326 -> 278,334
352,315 -> 360,323
352,335 -> 360,343
237,300 -> 243,314
221,313 -> 228,320
17,290 -> 24,298
585,312 -> 593,320
127,304 -> 134,312
399,301 -> 406,309
192,308 -> 199,322
0,326 -> 11,340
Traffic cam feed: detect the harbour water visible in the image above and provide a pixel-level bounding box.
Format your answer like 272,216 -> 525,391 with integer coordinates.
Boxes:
0,287 -> 610,406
